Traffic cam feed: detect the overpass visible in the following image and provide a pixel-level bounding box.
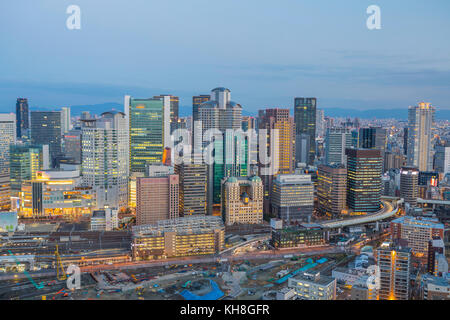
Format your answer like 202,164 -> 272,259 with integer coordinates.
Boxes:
318,197 -> 402,229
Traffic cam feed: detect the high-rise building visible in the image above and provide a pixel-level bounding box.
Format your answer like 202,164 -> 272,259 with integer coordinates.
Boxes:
407,102 -> 435,171
377,242 -> 411,300
192,94 -> 211,122
294,97 -> 316,165
346,148 -> 382,213
400,167 -> 419,206
61,107 -> 72,134
317,164 -> 347,217
90,208 -> 119,231
16,98 -> 29,140
125,96 -> 171,173
222,176 -> 263,226
153,94 -> 179,132
384,151 -> 406,171
271,174 -> 314,223
390,216 -> 444,258
359,127 -> 387,171
325,127 -> 352,165
427,238 -> 446,276
316,109 -> 325,139
9,144 -> 49,197
30,111 -> 62,166
136,174 -> 179,225
198,88 -> 245,213
434,143 -> 450,174
175,159 -> 207,216
295,134 -> 310,165
81,111 -> 129,210
63,129 -> 82,163
0,114 -> 16,210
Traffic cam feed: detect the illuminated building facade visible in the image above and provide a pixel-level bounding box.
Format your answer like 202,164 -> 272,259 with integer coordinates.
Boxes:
271,174 -> 314,223
325,127 -> 352,165
0,114 -> 16,210
16,98 -> 29,140
294,97 -> 316,165
346,148 -> 382,213
377,242 -> 411,300
132,215 -> 225,260
400,166 -> 419,206
30,111 -> 62,165
63,130 -> 82,164
222,176 -> 263,226
18,169 -> 95,219
136,175 -> 179,225
192,94 -> 210,122
81,111 -> 129,210
153,94 -> 179,133
407,102 -> 435,171
175,160 -> 207,216
288,272 -> 336,300
271,225 -> 326,249
390,216 -> 444,258
317,164 -> 347,217
125,96 -> 170,174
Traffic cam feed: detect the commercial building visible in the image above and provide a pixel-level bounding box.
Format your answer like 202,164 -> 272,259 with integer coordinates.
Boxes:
0,114 -> 16,210
16,98 -> 29,140
407,102 -> 435,171
63,130 -> 82,163
146,163 -> 174,177
81,111 -> 129,210
427,238 -> 447,276
125,96 -> 170,173
359,127 -> 387,170
400,166 -> 419,206
422,274 -> 450,300
30,111 -> 62,167
61,107 -> 72,134
317,164 -> 347,217
18,169 -> 95,219
325,127 -> 352,165
132,215 -> 225,260
271,174 -> 314,223
271,224 -> 327,249
294,97 -> 316,165
153,94 -> 179,126
390,216 -> 444,258
222,176 -> 263,226
346,148 -> 382,213
90,208 -> 119,231
136,175 -> 179,225
175,160 -> 207,216
435,143 -> 450,174
288,272 -> 336,300
192,94 -> 210,122
377,242 -> 411,300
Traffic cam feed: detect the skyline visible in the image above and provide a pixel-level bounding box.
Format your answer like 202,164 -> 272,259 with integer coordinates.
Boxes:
1,0 -> 450,112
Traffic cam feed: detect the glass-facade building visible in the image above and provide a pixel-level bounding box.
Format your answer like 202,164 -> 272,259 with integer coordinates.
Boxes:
30,111 -> 62,166
294,97 -> 316,165
16,98 -> 29,140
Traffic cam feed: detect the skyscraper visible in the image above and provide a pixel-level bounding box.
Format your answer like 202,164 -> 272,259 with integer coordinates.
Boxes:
434,143 -> 450,174
63,129 -> 82,163
81,111 -> 129,210
316,109 -> 325,139
346,148 -> 382,213
136,174 -> 179,225
125,96 -> 171,174
0,114 -> 16,210
16,98 -> 29,140
317,164 -> 347,218
192,94 -> 211,122
30,111 -> 62,166
294,97 -> 316,165
359,127 -> 387,171
407,102 -> 435,171
61,107 -> 72,134
175,159 -> 207,216
400,167 -> 419,206
325,127 -> 352,165
153,94 -> 179,132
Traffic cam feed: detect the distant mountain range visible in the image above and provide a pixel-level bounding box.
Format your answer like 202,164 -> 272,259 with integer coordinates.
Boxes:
32,103 -> 450,121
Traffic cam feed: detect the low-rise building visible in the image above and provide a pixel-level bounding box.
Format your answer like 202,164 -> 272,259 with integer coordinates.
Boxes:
271,224 -> 327,249
90,208 -> 119,231
288,272 -> 336,300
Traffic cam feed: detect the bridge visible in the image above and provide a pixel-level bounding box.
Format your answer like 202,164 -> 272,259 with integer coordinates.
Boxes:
318,197 -> 402,229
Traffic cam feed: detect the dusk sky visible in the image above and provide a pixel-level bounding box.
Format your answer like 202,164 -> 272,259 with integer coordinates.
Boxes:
1,0 -> 449,113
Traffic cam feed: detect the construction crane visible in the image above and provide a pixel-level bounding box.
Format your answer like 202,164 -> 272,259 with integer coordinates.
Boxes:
55,245 -> 67,281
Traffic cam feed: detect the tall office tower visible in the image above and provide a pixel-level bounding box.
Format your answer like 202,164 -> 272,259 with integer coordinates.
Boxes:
400,167 -> 419,206
175,158 -> 207,216
271,174 -> 314,223
316,109 -> 325,138
30,111 -> 62,166
136,174 -> 179,225
198,88 -> 245,213
391,216 -> 444,258
9,144 -> 49,197
0,114 -> 16,210
351,130 -> 359,148
125,95 -> 170,174
384,151 -> 406,171
61,107 -> 72,134
403,127 -> 408,155
427,238 -> 446,276
294,97 -> 316,165
222,176 -> 263,226
434,143 -> 450,174
346,148 -> 382,213
317,164 -> 347,217
153,94 -> 179,131
377,242 -> 411,300
192,94 -> 211,122
81,111 -> 129,210
359,127 -> 387,171
325,127 -> 352,165
258,109 -> 295,214
16,98 -> 29,140
295,134 -> 310,165
407,102 -> 435,171
63,129 -> 82,163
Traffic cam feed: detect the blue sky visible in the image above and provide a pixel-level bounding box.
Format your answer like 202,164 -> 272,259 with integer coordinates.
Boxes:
0,0 -> 449,113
